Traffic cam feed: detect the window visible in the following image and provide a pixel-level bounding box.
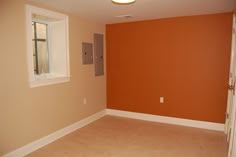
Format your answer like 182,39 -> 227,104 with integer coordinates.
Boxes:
26,5 -> 70,88
32,22 -> 49,75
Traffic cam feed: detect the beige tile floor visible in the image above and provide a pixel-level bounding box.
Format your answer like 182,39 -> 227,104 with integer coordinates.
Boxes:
26,116 -> 228,157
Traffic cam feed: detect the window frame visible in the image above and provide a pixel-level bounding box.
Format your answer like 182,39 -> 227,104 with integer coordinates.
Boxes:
25,5 -> 70,88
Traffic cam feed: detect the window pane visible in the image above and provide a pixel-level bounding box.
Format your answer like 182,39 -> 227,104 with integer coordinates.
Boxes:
33,56 -> 37,74
37,41 -> 49,74
32,22 -> 49,75
32,22 -> 35,39
32,42 -> 36,56
33,42 -> 38,74
36,23 -> 47,39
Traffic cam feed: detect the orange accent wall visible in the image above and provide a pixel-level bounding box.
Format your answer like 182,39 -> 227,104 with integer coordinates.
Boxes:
106,13 -> 233,123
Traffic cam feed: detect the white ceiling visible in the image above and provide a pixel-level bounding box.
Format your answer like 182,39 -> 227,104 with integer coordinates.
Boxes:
31,0 -> 236,24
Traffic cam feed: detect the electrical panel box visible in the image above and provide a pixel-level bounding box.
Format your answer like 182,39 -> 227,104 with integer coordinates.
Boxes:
94,33 -> 104,76
82,42 -> 93,64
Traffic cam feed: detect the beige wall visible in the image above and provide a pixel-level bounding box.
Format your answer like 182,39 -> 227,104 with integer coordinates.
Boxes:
0,0 -> 106,155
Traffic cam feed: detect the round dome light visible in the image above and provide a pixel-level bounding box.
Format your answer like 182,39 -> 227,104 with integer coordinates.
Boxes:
112,0 -> 136,4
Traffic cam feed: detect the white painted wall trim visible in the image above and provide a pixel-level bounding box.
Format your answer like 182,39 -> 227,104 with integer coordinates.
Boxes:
2,110 -> 106,157
106,109 -> 225,131
3,109 -> 225,157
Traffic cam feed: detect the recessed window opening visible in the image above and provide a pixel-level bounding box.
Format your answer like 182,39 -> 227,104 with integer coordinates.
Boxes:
26,5 -> 70,88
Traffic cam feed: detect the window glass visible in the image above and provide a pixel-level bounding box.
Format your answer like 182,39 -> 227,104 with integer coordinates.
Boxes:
36,23 -> 47,39
37,41 -> 49,74
32,22 -> 35,39
32,22 -> 49,74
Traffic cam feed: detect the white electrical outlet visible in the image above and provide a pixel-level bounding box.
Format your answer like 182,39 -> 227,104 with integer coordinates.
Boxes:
83,98 -> 87,104
160,97 -> 164,103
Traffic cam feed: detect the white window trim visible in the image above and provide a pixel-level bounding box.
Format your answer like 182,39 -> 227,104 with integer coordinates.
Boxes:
25,5 -> 70,88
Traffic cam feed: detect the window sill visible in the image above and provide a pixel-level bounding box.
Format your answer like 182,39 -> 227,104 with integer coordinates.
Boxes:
30,74 -> 70,88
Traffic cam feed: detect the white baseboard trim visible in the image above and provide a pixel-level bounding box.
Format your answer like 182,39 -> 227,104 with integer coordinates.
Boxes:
2,110 -> 106,157
3,109 -> 225,157
106,109 -> 225,131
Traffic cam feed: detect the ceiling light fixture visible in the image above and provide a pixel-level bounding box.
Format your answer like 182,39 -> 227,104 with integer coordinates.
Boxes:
112,0 -> 136,4
116,15 -> 133,18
